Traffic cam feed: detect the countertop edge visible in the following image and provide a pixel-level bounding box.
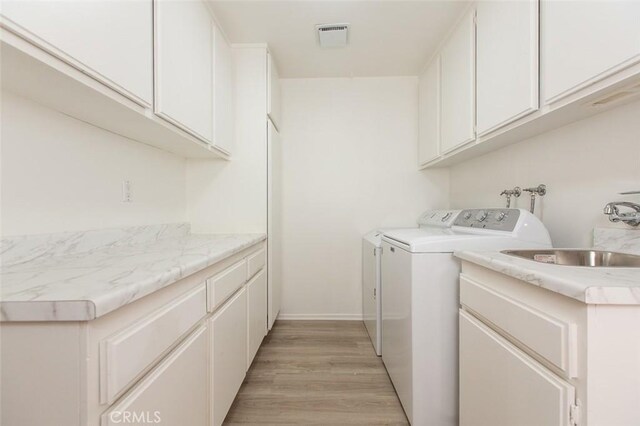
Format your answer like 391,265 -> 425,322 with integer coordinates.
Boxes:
1,234 -> 266,322
454,250 -> 640,305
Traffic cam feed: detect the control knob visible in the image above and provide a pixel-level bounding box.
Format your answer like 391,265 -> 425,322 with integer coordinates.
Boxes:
463,212 -> 472,220
475,210 -> 488,222
495,211 -> 507,222
441,212 -> 452,222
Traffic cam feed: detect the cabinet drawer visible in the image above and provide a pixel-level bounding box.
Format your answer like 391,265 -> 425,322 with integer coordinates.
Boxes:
101,325 -> 208,426
100,284 -> 206,404
460,275 -> 577,377
247,248 -> 265,280
207,259 -> 247,312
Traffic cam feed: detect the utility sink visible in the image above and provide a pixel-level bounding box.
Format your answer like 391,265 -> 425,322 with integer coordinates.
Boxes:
501,249 -> 640,267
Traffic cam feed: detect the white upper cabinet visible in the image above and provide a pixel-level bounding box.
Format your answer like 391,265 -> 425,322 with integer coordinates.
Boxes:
154,0 -> 213,143
267,52 -> 282,129
476,0 -> 539,136
418,56 -> 440,165
542,0 -> 640,104
0,0 -> 153,106
440,9 -> 476,154
213,22 -> 234,153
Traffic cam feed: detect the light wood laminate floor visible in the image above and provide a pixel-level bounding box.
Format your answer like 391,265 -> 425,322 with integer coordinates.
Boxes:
224,320 -> 409,425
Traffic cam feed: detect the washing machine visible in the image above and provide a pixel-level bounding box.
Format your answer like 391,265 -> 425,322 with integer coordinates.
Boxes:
381,208 -> 552,425
362,210 -> 460,356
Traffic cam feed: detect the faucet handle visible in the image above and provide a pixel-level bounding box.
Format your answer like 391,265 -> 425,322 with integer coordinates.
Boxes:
500,187 -> 522,197
523,184 -> 546,196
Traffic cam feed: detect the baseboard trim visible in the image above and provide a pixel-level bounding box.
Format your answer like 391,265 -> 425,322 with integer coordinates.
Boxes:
277,313 -> 363,321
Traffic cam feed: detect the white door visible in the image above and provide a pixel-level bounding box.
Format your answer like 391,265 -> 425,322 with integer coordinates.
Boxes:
267,120 -> 282,330
418,56 -> 440,165
154,0 -> 213,142
213,21 -> 234,153
476,0 -> 539,135
1,0 -> 153,106
381,241 -> 413,423
211,287 -> 247,426
440,8 -> 476,154
362,234 -> 380,355
460,311 -> 576,426
542,0 -> 640,104
247,269 -> 267,368
101,326 -> 208,426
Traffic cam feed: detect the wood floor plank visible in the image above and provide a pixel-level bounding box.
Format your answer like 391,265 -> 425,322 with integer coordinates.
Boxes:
224,320 -> 408,425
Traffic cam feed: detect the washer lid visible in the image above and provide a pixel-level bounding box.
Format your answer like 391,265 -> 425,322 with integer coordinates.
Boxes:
381,229 -> 544,253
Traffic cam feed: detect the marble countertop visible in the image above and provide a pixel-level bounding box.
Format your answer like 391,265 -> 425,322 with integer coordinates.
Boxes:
1,225 -> 265,321
455,250 -> 640,305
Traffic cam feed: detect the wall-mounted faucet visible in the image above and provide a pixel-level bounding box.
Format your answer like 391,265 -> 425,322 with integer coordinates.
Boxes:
500,187 -> 521,208
523,184 -> 546,213
604,201 -> 640,227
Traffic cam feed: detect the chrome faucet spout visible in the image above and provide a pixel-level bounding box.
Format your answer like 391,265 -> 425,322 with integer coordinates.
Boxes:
603,201 -> 640,226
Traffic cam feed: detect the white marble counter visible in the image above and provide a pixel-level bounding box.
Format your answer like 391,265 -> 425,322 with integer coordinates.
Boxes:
455,250 -> 640,305
1,224 -> 265,321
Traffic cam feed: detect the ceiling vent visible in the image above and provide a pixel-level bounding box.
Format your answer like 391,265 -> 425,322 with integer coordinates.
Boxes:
316,23 -> 350,48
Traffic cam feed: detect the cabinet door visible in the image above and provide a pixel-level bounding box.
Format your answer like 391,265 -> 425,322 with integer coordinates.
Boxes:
440,9 -> 476,154
460,311 -> 576,426
211,287 -> 247,426
101,326 -> 208,426
477,0 -> 539,135
213,21 -> 234,153
247,269 -> 267,368
418,56 -> 440,165
154,0 -> 213,142
267,53 -> 281,129
1,0 -> 153,106
542,0 -> 640,104
267,121 -> 282,330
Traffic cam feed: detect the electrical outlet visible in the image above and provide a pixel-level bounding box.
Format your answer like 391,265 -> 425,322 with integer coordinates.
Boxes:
122,180 -> 132,202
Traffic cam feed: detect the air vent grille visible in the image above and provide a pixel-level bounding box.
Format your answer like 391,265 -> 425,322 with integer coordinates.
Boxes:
316,23 -> 350,48
319,25 -> 348,32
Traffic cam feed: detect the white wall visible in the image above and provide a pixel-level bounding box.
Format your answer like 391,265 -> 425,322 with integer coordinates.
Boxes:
1,92 -> 186,236
280,77 -> 449,319
450,99 -> 640,248
186,47 -> 267,234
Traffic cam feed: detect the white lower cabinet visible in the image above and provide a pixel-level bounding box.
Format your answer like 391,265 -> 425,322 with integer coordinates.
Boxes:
101,325 -> 209,426
0,243 -> 268,426
460,311 -> 576,426
247,269 -> 267,368
210,287 -> 248,426
460,261 -> 640,426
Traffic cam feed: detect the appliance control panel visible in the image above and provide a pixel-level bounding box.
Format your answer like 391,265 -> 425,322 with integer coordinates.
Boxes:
453,209 -> 521,232
417,210 -> 461,227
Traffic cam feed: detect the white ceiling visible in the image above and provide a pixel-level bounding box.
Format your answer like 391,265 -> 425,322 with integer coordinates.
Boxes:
209,1 -> 469,78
